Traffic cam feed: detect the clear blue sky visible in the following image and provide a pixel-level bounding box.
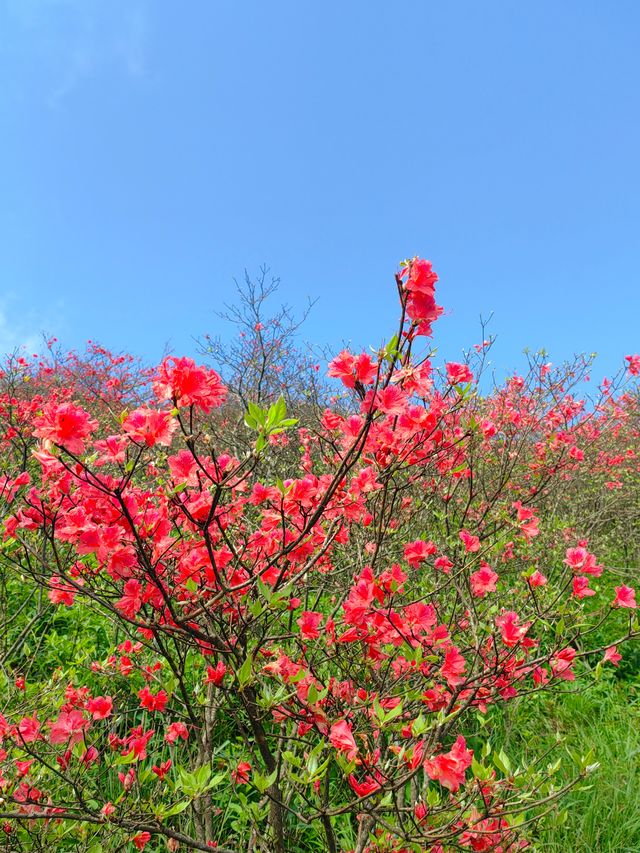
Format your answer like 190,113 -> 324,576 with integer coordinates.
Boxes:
1,1 -> 639,380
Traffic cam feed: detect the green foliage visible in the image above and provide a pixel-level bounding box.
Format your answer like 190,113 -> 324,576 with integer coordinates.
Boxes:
494,677 -> 640,852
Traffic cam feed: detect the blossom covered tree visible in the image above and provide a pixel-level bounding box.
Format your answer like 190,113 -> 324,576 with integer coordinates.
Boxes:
0,259 -> 638,852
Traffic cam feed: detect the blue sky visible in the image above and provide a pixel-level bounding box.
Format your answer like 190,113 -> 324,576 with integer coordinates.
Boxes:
1,1 -> 639,381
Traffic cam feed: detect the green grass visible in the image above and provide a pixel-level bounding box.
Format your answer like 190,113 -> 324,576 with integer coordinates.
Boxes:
495,676 -> 640,852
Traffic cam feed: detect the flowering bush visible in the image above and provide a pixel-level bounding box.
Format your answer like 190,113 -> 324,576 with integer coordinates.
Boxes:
0,260 -> 638,852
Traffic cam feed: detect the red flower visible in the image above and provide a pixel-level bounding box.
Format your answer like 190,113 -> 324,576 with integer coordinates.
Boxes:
132,831 -> 151,850
116,579 -> 143,618
231,760 -> 251,785
33,402 -> 97,454
138,687 -> 168,712
152,759 -> 172,780
297,611 -> 323,640
625,354 -> 640,375
329,720 -> 358,761
612,585 -> 637,609
123,408 -> 177,447
459,529 -> 480,553
446,363 -> 473,385
348,774 -> 381,797
440,646 -> 466,688
48,575 -> 78,607
153,357 -> 226,412
404,258 -> 438,296
424,735 -> 473,792
205,661 -> 227,686
603,646 -> 622,666
328,351 -> 378,389
401,258 -> 442,336
403,539 -> 437,568
470,564 -> 498,597
87,696 -> 113,720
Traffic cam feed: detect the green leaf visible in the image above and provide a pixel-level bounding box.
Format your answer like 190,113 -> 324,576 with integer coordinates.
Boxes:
162,800 -> 190,818
253,769 -> 277,794
237,655 -> 253,689
493,749 -> 512,776
247,402 -> 267,426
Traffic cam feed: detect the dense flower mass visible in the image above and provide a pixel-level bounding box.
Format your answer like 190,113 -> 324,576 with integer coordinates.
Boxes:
152,356 -> 226,411
0,258 -> 637,853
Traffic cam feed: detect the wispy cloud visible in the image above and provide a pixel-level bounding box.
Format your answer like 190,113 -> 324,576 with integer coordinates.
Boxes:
0,294 -> 66,357
2,0 -> 150,107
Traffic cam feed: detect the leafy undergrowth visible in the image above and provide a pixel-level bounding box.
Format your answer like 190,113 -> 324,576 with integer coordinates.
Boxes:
496,674 -> 640,852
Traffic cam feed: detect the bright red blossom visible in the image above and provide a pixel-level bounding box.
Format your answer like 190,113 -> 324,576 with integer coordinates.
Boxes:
329,720 -> 358,761
612,585 -> 636,608
33,402 -> 98,454
153,356 -> 226,412
424,736 -> 473,792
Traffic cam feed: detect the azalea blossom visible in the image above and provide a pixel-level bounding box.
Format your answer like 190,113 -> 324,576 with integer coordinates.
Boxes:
612,585 -> 637,609
424,735 -> 473,792
329,720 -> 358,761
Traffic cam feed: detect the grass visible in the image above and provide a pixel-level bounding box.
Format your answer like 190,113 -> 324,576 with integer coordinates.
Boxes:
494,675 -> 640,852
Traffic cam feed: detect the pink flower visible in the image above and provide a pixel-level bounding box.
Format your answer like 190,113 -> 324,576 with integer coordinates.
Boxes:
572,576 -> 595,599
625,354 -> 640,375
165,722 -> 189,744
470,564 -> 498,597
33,402 -> 98,454
48,710 -> 89,745
87,696 -> 113,720
550,647 -> 577,681
446,363 -> 473,385
404,539 -> 437,568
123,408 -> 177,448
564,546 -> 588,570
459,529 -> 481,553
495,611 -> 529,647
528,570 -> 547,588
424,736 -> 473,792
297,611 -> 323,640
153,357 -> 226,412
328,351 -> 378,389
434,555 -> 454,573
329,720 -> 358,761
603,646 -> 622,666
17,716 -> 40,743
612,585 -> 637,609
48,575 -> 78,607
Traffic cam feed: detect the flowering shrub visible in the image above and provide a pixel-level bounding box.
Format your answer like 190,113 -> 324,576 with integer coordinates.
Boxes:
0,260 -> 638,852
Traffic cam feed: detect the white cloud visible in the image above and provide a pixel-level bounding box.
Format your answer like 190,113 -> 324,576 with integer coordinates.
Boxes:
0,295 -> 66,358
